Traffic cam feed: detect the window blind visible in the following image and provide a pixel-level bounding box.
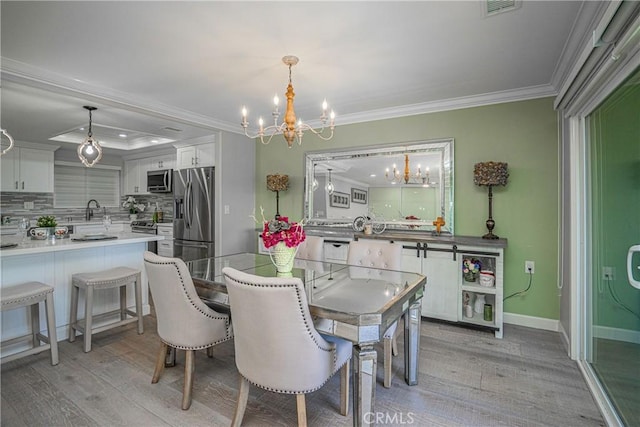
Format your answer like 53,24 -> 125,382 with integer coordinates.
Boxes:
54,164 -> 120,208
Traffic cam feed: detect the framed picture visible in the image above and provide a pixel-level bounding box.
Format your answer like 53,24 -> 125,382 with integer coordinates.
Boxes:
330,191 -> 350,208
351,187 -> 367,204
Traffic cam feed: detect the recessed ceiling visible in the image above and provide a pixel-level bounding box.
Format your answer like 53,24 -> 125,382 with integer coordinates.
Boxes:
0,1 -> 587,153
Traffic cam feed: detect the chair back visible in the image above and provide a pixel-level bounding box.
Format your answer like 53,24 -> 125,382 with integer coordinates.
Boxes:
295,236 -> 324,261
222,267 -> 341,394
143,251 -> 231,349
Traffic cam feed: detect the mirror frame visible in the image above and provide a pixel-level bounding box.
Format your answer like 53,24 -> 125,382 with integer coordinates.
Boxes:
304,138 -> 454,234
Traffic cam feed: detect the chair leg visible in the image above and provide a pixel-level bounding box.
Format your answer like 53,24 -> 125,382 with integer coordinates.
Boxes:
152,342 -> 168,384
296,394 -> 307,427
68,285 -> 79,342
182,350 -> 195,410
119,285 -> 127,321
384,336 -> 392,388
45,292 -> 59,366
83,286 -> 94,353
231,376 -> 250,427
134,273 -> 144,334
340,360 -> 350,416
30,302 -> 40,348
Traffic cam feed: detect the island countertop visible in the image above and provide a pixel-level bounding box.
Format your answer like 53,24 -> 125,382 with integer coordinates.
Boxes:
0,232 -> 164,258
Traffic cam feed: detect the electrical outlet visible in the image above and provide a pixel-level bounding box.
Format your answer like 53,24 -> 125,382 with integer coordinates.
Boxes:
602,266 -> 615,280
525,260 -> 535,274
24,201 -> 34,209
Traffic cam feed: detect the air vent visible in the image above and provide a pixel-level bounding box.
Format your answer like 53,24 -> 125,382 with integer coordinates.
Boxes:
163,126 -> 183,132
485,0 -> 520,16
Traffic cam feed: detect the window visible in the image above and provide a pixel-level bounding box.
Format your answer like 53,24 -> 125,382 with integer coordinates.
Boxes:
54,163 -> 120,208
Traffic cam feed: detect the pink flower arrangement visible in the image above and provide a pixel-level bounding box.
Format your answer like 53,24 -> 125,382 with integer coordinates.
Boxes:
261,216 -> 306,249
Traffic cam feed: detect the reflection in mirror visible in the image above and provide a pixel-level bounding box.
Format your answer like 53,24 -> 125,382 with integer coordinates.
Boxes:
304,139 -> 454,234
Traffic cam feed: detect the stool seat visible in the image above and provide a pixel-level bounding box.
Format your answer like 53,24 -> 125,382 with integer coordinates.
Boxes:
1,281 -> 59,365
69,267 -> 143,352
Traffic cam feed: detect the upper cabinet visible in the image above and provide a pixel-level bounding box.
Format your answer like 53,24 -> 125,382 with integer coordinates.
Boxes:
123,159 -> 147,195
1,147 -> 55,193
176,143 -> 215,169
147,154 -> 175,171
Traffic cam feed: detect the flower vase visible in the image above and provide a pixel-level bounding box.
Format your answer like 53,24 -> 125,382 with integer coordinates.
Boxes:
474,294 -> 486,314
270,242 -> 297,274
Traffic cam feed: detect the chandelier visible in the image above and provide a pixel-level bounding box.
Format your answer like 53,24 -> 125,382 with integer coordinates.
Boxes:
77,106 -> 103,167
241,55 -> 335,148
0,128 -> 15,156
385,154 -> 432,186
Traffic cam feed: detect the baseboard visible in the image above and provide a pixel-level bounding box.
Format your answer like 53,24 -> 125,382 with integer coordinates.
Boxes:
593,325 -> 640,344
558,322 -> 572,357
503,312 -> 559,332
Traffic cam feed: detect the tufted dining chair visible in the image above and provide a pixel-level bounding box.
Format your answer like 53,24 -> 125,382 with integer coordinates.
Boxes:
143,251 -> 233,410
346,239 -> 403,388
294,235 -> 325,273
222,267 -> 352,427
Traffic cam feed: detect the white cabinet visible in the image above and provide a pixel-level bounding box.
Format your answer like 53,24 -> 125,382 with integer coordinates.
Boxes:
176,143 -> 215,169
156,223 -> 173,257
458,248 -> 504,338
401,243 -> 459,322
147,154 -> 176,171
0,147 -> 54,192
123,159 -> 147,195
400,240 -> 504,338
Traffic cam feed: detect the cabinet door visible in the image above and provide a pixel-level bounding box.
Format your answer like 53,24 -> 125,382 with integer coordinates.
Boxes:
147,155 -> 176,171
176,146 -> 197,169
123,160 -> 144,194
194,144 -> 215,167
422,251 -> 459,321
0,149 -> 19,191
20,148 -> 54,192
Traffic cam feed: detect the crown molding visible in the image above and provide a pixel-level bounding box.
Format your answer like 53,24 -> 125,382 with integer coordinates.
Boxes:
2,57 -> 558,137
1,58 -> 238,134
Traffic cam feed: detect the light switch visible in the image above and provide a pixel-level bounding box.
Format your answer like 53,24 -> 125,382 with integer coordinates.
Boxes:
224,205 -> 230,215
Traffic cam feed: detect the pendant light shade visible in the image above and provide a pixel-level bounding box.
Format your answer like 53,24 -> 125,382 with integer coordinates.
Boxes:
325,168 -> 335,195
77,106 -> 103,167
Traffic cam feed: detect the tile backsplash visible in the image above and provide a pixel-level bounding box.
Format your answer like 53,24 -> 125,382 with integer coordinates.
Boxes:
0,192 -> 174,224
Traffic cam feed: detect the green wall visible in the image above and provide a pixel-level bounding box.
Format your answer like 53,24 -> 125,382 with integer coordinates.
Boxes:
255,97 -> 560,320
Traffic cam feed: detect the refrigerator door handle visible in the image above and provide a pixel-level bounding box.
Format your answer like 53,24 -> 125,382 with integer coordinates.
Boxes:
185,181 -> 193,229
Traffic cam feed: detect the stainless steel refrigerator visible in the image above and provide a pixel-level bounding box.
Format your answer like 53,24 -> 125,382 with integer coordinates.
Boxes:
173,167 -> 215,262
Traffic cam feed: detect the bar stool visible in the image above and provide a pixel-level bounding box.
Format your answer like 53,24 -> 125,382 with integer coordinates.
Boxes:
1,282 -> 59,365
69,267 -> 144,352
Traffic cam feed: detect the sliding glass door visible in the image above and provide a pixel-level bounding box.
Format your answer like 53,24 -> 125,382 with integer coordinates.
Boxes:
587,66 -> 640,426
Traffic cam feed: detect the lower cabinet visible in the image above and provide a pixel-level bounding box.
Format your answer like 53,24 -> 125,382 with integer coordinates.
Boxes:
400,240 -> 504,338
156,224 -> 173,257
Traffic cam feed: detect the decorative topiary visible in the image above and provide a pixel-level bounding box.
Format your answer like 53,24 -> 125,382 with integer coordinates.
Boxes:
36,215 -> 57,228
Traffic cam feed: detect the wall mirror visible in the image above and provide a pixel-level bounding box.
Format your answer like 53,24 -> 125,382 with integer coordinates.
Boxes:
304,138 -> 454,234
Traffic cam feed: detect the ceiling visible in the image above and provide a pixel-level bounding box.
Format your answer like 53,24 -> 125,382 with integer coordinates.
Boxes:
1,1 -> 588,154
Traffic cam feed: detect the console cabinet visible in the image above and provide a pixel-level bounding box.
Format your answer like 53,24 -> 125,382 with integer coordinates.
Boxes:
398,239 -> 505,338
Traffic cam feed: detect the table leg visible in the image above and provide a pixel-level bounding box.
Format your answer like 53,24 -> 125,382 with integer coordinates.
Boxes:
353,344 -> 376,426
404,300 -> 421,385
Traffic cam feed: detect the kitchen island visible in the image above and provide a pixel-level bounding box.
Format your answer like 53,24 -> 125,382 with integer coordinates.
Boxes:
0,232 -> 163,356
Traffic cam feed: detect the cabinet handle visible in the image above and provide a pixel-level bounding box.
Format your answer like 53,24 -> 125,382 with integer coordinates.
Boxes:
159,161 -> 163,168
191,157 -> 195,165
422,242 -> 428,259
15,181 -> 18,190
21,181 -> 25,190
452,244 -> 457,261
195,157 -> 199,165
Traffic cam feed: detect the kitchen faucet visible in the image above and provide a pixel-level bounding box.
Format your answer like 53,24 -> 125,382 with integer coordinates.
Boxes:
85,199 -> 101,221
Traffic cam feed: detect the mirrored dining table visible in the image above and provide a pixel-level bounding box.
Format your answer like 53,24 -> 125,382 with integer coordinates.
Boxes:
186,253 -> 425,426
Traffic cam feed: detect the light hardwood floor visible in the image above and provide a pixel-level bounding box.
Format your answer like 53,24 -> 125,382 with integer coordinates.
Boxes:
1,314 -> 604,426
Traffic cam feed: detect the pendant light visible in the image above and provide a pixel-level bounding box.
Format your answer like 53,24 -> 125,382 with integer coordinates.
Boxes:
77,106 -> 103,167
325,168 -> 335,195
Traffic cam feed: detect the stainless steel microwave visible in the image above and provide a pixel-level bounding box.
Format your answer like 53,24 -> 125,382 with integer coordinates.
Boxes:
147,169 -> 173,193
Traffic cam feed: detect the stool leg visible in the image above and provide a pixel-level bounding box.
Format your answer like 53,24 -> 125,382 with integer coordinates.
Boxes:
69,285 -> 79,342
134,273 -> 144,334
84,286 -> 94,353
30,302 -> 40,348
45,292 -> 59,365
119,285 -> 127,321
